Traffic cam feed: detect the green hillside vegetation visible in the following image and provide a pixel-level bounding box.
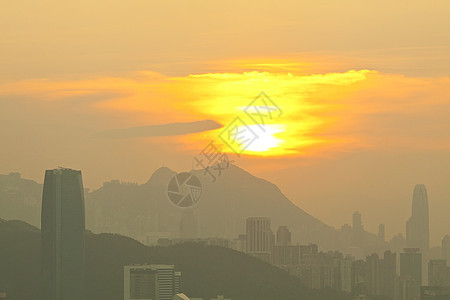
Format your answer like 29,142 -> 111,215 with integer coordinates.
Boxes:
0,219 -> 350,300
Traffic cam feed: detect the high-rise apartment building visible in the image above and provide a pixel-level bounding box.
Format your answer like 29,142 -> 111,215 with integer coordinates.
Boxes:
272,244 -> 300,266
428,259 -> 448,287
276,226 -> 291,246
365,253 -> 380,296
442,235 -> 450,267
246,217 -> 274,263
41,168 -> 85,300
298,250 -> 351,293
352,211 -> 364,246
352,259 -> 367,296
272,226 -> 298,267
400,249 -> 422,299
338,256 -> 353,293
124,265 -> 181,300
380,250 -> 396,299
124,266 -> 157,300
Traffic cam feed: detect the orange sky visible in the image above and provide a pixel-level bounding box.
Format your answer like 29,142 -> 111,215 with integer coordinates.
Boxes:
1,0 -> 450,246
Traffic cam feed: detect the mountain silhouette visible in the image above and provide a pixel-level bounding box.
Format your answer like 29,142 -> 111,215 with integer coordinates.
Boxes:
0,165 -> 372,249
0,218 -> 351,300
0,172 -> 41,227
87,164 -> 340,249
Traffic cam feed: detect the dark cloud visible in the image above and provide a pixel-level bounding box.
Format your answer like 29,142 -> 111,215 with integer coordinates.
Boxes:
95,119 -> 222,138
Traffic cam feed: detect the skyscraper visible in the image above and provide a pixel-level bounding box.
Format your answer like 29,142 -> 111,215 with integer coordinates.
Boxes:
400,249 -> 422,299
246,217 -> 274,263
353,211 -> 363,231
124,266 -> 157,300
41,168 -> 86,300
337,256 -> 353,293
442,235 -> 450,267
272,227 -> 300,267
380,250 -> 396,299
406,184 -> 430,252
428,259 -> 447,286
365,253 -> 380,296
276,226 -> 291,246
352,259 -> 367,296
352,211 -> 364,246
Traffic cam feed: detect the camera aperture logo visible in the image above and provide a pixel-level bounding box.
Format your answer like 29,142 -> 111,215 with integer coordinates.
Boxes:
167,92 -> 283,208
167,172 -> 202,208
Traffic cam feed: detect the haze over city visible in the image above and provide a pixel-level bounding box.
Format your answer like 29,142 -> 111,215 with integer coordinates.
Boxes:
1,1 -> 450,300
2,0 -> 450,245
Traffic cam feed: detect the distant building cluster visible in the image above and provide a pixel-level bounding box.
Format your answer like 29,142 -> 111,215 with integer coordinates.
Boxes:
31,166 -> 450,300
38,168 -> 231,300
159,213 -> 450,300
351,248 -> 446,300
123,265 -> 230,300
103,179 -> 138,186
242,216 -> 450,300
143,184 -> 450,300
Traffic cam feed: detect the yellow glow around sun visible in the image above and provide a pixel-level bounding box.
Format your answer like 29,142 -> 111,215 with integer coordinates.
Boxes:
174,68 -> 375,157
0,59 -> 377,158
238,124 -> 285,153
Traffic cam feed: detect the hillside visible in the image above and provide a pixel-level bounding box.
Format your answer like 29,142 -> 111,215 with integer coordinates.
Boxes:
0,218 -> 351,300
0,166 -> 380,251
0,173 -> 42,227
88,165 -> 340,249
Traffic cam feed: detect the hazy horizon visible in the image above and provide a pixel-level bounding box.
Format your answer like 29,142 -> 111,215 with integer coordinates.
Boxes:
2,0 -> 450,247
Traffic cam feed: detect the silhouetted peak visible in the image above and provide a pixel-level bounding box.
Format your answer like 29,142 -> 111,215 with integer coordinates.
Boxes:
145,166 -> 177,184
0,219 -> 40,232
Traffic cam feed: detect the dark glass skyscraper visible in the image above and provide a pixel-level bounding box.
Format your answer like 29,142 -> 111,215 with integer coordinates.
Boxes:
406,184 -> 430,251
41,168 -> 85,300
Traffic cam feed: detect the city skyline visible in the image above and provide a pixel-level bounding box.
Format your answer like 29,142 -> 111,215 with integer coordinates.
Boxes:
2,1 -> 450,249
0,165 -> 447,248
1,166 -> 450,300
1,1 -> 450,299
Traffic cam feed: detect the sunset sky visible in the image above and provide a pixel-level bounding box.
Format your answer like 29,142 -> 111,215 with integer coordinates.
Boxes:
1,0 -> 450,245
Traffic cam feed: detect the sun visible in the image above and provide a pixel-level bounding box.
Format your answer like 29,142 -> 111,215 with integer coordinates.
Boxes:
174,66 -> 374,157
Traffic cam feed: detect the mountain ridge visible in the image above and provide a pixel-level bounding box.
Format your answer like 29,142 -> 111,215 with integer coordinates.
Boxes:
0,165 -> 357,249
87,164 -> 340,249
0,218 -> 351,300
